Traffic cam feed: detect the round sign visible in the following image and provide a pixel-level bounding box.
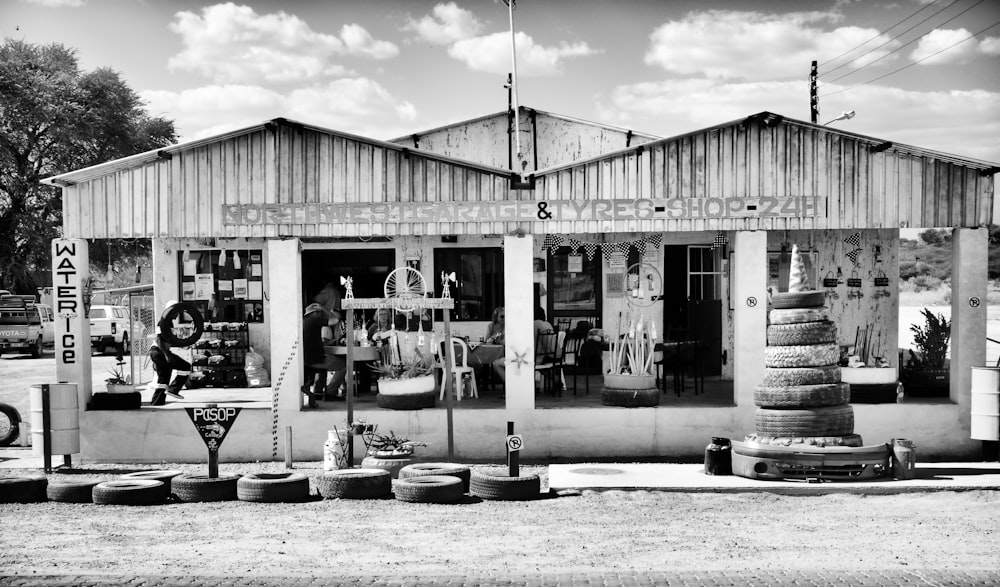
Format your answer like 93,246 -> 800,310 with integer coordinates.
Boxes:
969,297 -> 981,308
746,296 -> 758,308
506,434 -> 523,452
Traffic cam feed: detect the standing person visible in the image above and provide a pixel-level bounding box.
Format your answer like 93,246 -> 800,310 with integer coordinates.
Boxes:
149,300 -> 189,406
302,283 -> 342,407
322,309 -> 349,399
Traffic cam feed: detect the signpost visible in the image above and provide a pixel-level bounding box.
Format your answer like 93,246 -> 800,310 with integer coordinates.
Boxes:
186,404 -> 242,478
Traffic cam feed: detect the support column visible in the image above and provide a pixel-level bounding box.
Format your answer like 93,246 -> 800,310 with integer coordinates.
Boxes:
268,238 -> 303,413
503,233 -> 535,412
52,238 -> 92,407
732,231 -> 767,422
950,227 -> 987,432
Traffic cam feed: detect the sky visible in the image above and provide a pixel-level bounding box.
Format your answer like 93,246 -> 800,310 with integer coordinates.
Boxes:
4,0 -> 1000,166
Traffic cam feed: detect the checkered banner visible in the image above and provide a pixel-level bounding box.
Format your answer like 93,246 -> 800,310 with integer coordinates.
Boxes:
601,240 -> 632,262
582,241 -> 599,260
567,238 -> 582,254
710,231 -> 729,250
542,233 -> 564,252
846,247 -> 863,265
844,232 -> 862,248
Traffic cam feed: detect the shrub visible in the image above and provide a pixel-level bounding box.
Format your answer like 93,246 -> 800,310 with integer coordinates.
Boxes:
907,308 -> 950,370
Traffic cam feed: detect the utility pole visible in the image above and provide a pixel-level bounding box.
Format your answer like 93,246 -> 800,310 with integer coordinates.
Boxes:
810,60 -> 819,124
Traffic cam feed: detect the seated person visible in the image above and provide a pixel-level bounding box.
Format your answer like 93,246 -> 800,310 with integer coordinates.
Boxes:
368,308 -> 393,344
485,307 -> 505,344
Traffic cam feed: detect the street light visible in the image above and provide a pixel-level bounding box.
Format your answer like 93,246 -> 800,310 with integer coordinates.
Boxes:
824,110 -> 855,125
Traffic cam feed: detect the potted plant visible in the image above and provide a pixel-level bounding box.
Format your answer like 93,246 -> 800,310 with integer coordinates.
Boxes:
900,308 -> 951,397
601,319 -> 659,407
373,348 -> 437,409
360,429 -> 429,478
105,354 -> 135,394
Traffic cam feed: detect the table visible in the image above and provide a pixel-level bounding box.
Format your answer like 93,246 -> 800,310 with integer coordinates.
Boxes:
324,345 -> 380,395
468,343 -> 504,390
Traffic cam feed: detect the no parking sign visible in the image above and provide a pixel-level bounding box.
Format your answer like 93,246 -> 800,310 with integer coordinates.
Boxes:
506,434 -> 523,452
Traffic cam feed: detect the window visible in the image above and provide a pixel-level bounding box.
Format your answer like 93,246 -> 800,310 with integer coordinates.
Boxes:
688,246 -> 722,301
433,248 -> 504,321
177,249 -> 265,323
548,246 -> 602,327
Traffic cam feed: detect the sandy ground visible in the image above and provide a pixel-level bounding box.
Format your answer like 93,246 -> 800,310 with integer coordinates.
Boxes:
1,461 -> 999,577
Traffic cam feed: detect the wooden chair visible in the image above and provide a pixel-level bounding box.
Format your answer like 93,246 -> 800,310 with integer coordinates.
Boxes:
438,337 -> 478,401
555,318 -> 572,333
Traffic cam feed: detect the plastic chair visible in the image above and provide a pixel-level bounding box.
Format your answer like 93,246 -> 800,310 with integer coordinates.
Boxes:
438,337 -> 478,401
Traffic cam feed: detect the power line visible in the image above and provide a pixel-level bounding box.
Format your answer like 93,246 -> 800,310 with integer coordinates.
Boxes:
819,19 -> 1000,98
822,0 -> 972,78
822,0 -> 987,85
820,0 -> 941,68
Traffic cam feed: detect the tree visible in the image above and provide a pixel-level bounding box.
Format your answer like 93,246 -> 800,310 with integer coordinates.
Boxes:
0,39 -> 176,294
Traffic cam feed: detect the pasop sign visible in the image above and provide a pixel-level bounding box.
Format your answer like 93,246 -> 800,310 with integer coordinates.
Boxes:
186,406 -> 241,453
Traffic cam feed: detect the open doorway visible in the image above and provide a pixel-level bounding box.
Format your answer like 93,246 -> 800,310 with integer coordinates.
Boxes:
662,245 -> 722,377
301,248 -> 396,308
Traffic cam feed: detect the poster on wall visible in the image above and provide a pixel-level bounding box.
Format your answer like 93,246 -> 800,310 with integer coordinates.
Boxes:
248,281 -> 263,300
609,253 -> 627,271
233,278 -> 248,299
567,254 -> 583,273
182,282 -> 195,301
194,274 -> 215,299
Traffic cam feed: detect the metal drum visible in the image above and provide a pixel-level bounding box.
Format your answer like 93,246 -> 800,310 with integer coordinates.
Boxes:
971,367 -> 1000,441
704,437 -> 732,475
29,383 -> 79,456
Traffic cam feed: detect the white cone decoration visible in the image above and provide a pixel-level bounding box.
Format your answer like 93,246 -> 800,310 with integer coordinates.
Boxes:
788,244 -> 809,292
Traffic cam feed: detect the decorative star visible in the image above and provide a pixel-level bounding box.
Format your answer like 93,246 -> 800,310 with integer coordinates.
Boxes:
511,349 -> 530,374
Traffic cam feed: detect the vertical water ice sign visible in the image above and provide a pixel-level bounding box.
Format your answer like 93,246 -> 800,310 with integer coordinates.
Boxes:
51,238 -> 92,402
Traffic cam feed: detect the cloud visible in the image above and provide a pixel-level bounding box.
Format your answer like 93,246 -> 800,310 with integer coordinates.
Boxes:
141,79 -> 417,142
910,29 -> 995,65
18,0 -> 85,6
449,31 -> 599,76
403,2 -> 483,44
645,10 -> 901,81
167,2 -> 398,84
598,79 -> 1000,163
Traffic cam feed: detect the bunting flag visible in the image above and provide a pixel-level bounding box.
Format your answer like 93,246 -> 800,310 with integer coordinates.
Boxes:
710,232 -> 729,250
568,238 -> 582,254
844,232 -> 862,248
646,233 -> 663,250
601,240 -> 632,263
582,241 -> 599,260
542,234 -> 564,252
846,247 -> 863,265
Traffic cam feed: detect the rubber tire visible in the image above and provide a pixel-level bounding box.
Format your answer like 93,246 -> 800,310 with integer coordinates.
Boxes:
600,386 -> 660,407
315,469 -> 392,500
744,433 -> 864,448
762,365 -> 840,387
399,463 -> 472,492
376,391 -> 436,410
0,403 -> 21,446
767,321 -> 837,346
0,476 -> 47,503
769,308 -> 828,325
755,405 -> 855,437
31,336 -> 43,358
171,474 -> 240,502
470,468 -> 541,501
754,383 -> 851,408
118,333 -> 129,356
92,480 -> 165,506
159,302 -> 204,347
393,475 -> 464,504
237,473 -> 310,503
361,456 -> 414,479
47,479 -> 101,503
765,343 -> 840,368
121,470 -> 183,502
771,291 -> 826,309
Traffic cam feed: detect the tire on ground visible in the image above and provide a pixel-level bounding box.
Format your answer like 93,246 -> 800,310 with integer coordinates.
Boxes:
237,472 -> 311,503
764,343 -> 839,368
120,470 -> 183,502
744,433 -> 864,448
762,365 -> 840,387
470,467 -> 541,501
360,456 -> 413,479
755,405 -> 855,437
47,479 -> 100,503
315,469 -> 392,499
766,321 -> 837,346
393,475 -> 464,504
0,476 -> 47,503
399,463 -> 472,492
754,383 -> 850,408
92,480 -> 165,506
0,403 -> 21,446
770,291 -> 826,309
769,308 -> 828,325
376,391 -> 436,410
171,474 -> 241,502
600,387 -> 660,407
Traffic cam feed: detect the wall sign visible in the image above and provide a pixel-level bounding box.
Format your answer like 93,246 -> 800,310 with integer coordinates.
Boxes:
52,239 -> 91,396
222,196 -> 820,226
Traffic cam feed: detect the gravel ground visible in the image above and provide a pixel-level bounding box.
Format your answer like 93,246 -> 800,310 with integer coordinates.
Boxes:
1,461 -> 999,577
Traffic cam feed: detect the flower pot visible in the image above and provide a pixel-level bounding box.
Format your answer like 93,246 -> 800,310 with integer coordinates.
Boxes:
900,368 -> 949,398
106,383 -> 135,394
377,374 -> 435,395
602,373 -> 656,390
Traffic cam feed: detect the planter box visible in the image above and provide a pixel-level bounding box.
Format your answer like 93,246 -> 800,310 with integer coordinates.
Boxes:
603,373 -> 656,390
841,367 -> 897,385
900,368 -> 949,398
106,383 -> 136,394
377,375 -> 435,395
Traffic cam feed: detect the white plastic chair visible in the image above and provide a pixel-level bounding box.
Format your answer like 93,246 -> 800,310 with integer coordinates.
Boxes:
438,337 -> 478,401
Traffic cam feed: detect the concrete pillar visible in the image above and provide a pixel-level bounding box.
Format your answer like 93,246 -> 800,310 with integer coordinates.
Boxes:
732,230 -> 767,423
950,227 -> 987,433
52,238 -> 92,405
503,233 -> 535,412
268,238 -> 303,413
152,237 -> 181,314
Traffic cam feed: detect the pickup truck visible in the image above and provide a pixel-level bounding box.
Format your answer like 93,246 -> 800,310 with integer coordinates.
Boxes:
0,295 -> 55,358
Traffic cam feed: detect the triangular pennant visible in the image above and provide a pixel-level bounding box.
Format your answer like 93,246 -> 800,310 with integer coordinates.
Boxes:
846,247 -> 863,265
844,232 -> 862,248
582,242 -> 599,260
568,238 -> 581,254
646,233 -> 663,250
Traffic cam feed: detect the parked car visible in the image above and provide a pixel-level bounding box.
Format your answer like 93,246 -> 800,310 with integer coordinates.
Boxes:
89,304 -> 131,355
0,295 -> 54,358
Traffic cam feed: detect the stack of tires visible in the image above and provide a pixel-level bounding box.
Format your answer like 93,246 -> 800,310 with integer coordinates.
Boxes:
752,289 -> 859,448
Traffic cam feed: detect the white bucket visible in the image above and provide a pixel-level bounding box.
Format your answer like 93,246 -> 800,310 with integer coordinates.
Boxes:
970,367 -> 1000,441
28,383 -> 80,456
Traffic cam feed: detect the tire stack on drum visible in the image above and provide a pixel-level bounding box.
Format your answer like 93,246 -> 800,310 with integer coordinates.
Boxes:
750,245 -> 860,448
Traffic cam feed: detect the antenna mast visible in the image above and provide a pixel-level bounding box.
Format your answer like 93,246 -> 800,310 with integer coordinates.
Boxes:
503,0 -> 524,172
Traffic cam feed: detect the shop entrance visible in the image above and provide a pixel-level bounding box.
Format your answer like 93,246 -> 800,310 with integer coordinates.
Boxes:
662,245 -> 722,377
301,248 -> 396,308
547,247 -> 602,331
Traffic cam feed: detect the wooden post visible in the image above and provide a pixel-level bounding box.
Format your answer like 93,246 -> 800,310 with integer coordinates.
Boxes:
41,384 -> 52,474
444,308 -> 454,459
346,307 -> 355,466
284,425 -> 293,469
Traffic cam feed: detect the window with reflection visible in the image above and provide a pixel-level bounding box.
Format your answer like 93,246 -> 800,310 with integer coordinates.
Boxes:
433,248 -> 504,321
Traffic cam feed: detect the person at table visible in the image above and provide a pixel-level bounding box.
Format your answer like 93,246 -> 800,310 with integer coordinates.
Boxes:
484,306 -> 505,344
368,308 -> 392,344
301,283 -> 342,407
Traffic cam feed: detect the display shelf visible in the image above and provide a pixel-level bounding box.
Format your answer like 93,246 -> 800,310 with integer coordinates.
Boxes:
187,322 -> 249,388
